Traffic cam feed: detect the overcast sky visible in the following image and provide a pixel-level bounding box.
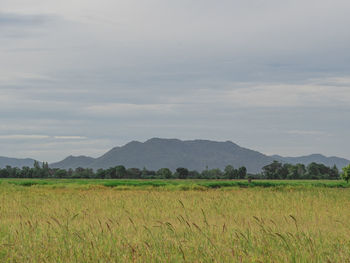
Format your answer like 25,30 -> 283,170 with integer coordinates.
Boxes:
1,0 -> 350,162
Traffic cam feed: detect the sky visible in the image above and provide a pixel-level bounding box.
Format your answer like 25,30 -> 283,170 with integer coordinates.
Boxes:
0,0 -> 350,162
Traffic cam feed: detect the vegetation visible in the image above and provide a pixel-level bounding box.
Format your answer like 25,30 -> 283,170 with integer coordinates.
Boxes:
0,183 -> 350,262
342,164 -> 350,183
1,178 -> 349,189
261,161 -> 340,180
0,160 -> 346,181
0,161 -> 248,179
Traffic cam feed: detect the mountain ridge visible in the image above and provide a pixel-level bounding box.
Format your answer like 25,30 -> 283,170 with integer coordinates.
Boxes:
49,138 -> 350,173
1,138 -> 349,172
49,155 -> 96,170
270,154 -> 349,169
0,157 -> 40,169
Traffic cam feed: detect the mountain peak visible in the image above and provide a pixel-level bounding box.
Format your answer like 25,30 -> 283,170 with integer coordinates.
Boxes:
40,138 -> 350,173
145,138 -> 181,143
50,155 -> 95,169
75,138 -> 271,173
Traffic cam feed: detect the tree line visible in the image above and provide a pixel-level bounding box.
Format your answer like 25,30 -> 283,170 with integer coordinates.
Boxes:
0,160 -> 346,180
260,161 -> 340,180
0,161 -> 247,179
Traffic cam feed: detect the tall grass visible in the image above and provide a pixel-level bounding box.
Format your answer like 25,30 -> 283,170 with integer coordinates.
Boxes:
1,178 -> 348,189
0,184 -> 349,262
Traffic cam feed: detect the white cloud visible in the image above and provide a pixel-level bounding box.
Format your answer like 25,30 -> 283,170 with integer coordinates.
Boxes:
0,134 -> 88,140
0,134 -> 50,140
223,83 -> 350,108
0,0 -> 349,160
54,136 -> 87,140
286,130 -> 328,136
84,103 -> 176,116
0,71 -> 51,85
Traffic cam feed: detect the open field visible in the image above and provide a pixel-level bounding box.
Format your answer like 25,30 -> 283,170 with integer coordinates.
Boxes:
1,181 -> 350,262
0,178 -> 349,189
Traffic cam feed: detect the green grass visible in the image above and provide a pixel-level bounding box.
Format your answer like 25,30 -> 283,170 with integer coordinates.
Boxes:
0,178 -> 348,189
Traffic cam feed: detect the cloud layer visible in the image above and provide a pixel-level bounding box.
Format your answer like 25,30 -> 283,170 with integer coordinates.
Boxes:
0,0 -> 349,161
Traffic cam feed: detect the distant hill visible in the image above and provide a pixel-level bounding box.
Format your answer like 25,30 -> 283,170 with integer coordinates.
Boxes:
82,138 -> 273,173
49,138 -> 350,173
2,138 -> 349,173
271,154 -> 349,169
50,155 -> 96,170
0,157 -> 39,169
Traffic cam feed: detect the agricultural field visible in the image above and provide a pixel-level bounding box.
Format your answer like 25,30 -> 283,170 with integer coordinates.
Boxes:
1,178 -> 349,189
0,180 -> 350,262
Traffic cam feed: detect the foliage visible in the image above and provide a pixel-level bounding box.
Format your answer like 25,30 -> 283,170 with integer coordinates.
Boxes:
262,161 -> 339,180
156,168 -> 172,179
0,160 -> 341,180
342,164 -> 350,183
175,167 -> 189,179
1,178 -> 348,189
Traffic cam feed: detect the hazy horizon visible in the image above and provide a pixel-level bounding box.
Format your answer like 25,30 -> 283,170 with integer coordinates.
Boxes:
1,137 -> 349,164
1,0 -> 350,162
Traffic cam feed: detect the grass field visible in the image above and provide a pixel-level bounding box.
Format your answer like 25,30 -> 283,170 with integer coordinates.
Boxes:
0,180 -> 350,262
0,178 -> 349,189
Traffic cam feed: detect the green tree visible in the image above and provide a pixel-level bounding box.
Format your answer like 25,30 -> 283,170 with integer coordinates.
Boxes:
286,164 -> 299,179
156,168 -> 172,179
33,161 -> 42,178
307,163 -> 320,179
209,168 -> 223,179
224,165 -> 236,179
141,167 -> 156,178
188,170 -> 200,179
126,168 -> 142,179
176,167 -> 189,179
20,166 -> 32,178
115,165 -> 127,178
105,167 -> 116,179
296,164 -> 306,179
0,168 -> 9,178
262,161 -> 282,179
279,164 -> 290,179
42,162 -> 50,178
201,168 -> 221,179
55,169 -> 68,178
329,165 -> 340,180
96,169 -> 106,179
342,164 -> 350,183
237,166 -> 247,179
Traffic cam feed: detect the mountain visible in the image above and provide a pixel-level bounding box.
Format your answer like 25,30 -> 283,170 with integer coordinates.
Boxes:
48,138 -> 273,173
85,138 -> 273,173
48,138 -> 350,173
0,157 -> 39,169
3,138 -> 349,173
51,138 -> 349,173
50,156 -> 96,169
271,154 -> 349,169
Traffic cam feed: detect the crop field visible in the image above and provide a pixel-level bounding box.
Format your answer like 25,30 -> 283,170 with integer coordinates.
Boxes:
0,180 -> 350,262
1,178 -> 349,189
